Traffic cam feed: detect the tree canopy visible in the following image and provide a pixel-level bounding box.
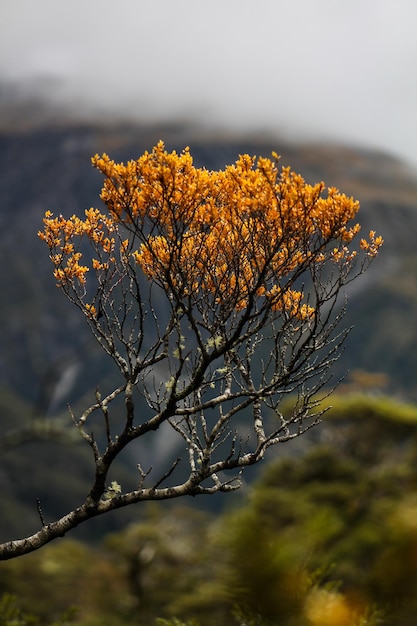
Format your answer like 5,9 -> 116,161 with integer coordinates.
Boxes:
1,142 -> 382,559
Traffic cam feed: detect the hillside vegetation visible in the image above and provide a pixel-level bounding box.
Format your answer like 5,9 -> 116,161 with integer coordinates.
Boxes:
0,93 -> 416,622
2,394 -> 417,625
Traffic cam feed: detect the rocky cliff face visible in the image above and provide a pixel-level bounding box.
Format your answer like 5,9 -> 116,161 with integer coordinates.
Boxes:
1,117 -> 416,409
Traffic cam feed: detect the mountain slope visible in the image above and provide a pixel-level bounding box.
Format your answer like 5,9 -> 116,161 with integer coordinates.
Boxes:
1,119 -> 415,405
0,113 -> 416,541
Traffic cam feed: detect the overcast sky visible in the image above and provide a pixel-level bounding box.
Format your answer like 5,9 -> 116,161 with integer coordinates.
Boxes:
1,0 -> 416,167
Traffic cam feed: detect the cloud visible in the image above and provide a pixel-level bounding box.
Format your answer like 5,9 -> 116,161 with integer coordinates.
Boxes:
1,0 -> 416,165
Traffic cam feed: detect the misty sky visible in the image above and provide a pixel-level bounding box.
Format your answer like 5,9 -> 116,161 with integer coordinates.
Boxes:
1,0 -> 416,167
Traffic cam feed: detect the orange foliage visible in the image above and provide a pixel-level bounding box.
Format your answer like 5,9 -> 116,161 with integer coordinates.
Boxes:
39,141 -> 382,319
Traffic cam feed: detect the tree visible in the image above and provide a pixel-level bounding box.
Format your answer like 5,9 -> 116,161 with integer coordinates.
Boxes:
0,141 -> 382,560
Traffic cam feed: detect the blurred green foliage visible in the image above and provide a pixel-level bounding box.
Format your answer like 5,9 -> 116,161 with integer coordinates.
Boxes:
2,393 -> 417,625
0,592 -> 76,625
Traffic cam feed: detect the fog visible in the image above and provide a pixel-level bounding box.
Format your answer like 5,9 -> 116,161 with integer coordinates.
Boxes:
1,0 -> 416,166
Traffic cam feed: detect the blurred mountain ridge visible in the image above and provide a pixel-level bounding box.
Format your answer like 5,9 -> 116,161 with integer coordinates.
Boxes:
1,99 -> 415,402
